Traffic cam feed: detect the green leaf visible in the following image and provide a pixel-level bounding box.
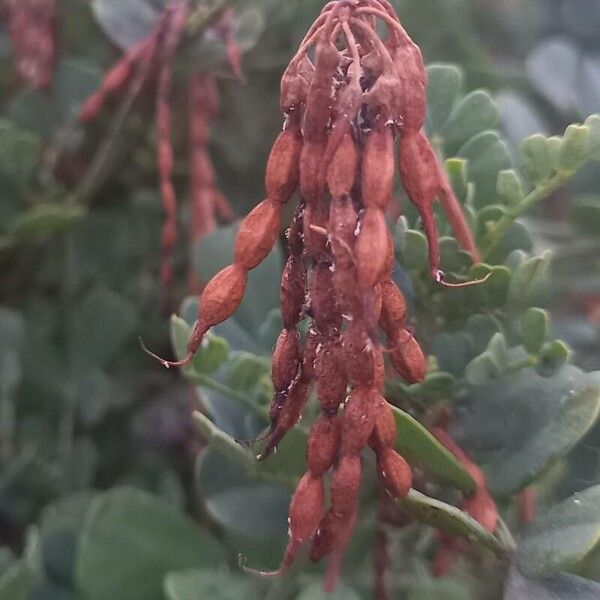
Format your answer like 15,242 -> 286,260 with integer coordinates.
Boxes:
441,91 -> 499,152
559,125 -> 590,172
505,565 -> 600,600
8,204 -> 85,242
584,114 -> 600,161
400,229 -> 429,272
394,490 -> 505,556
196,448 -> 290,541
427,64 -> 463,131
71,288 -> 138,367
0,561 -> 32,600
521,135 -> 553,185
192,412 -> 255,470
570,195 -> 600,235
0,120 -> 41,194
507,251 -> 552,310
445,158 -> 469,203
465,351 -> 501,386
75,487 -> 223,600
497,169 -> 524,206
408,578 -> 472,600
164,569 -> 261,600
458,130 -> 511,208
454,366 -> 600,495
536,341 -> 571,377
521,308 -> 549,354
518,486 -> 600,577
297,581 -> 363,600
91,0 -> 160,49
391,406 -> 476,495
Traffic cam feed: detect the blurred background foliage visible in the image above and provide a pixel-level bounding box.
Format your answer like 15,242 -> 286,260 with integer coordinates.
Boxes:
0,0 -> 599,599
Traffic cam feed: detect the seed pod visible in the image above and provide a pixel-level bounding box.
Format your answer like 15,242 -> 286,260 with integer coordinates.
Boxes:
379,279 -> 407,334
463,489 -> 498,534
327,133 -> 360,197
265,118 -> 303,204
377,448 -> 412,499
307,415 -> 341,476
373,283 -> 383,321
340,388 -> 376,455
369,398 -> 397,452
392,42 -> 427,132
323,506 -> 358,594
302,327 -> 320,381
262,380 -> 311,459
300,141 -> 326,205
310,508 -> 340,562
389,329 -> 427,383
303,41 -> 340,143
272,329 -> 301,392
280,255 -> 307,329
279,473 -> 324,569
234,199 -> 282,270
310,262 -> 341,334
373,345 -> 385,391
343,323 -> 376,388
315,338 -> 347,413
303,198 -> 330,260
331,454 -> 362,516
362,122 -> 395,210
195,264 -> 247,335
356,208 -> 389,287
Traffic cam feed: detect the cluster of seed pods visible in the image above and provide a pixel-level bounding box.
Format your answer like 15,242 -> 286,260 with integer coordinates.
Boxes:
145,0 -> 486,587
79,2 -> 236,299
7,0 -> 56,90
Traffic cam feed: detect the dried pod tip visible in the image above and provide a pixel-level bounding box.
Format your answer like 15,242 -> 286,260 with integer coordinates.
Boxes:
139,337 -> 193,369
435,270 -> 493,289
238,553 -> 284,579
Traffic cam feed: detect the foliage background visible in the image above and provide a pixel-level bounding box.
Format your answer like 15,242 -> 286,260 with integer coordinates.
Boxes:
0,0 -> 599,598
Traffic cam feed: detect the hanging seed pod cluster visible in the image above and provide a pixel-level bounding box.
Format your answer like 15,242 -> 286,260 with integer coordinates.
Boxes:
8,0 -> 57,90
79,2 -> 236,300
147,0 -> 483,588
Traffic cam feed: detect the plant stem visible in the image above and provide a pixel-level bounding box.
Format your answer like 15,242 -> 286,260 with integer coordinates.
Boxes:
480,171 -> 571,260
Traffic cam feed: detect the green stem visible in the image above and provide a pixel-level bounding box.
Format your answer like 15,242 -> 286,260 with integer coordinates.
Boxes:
186,371 -> 268,419
480,171 -> 571,259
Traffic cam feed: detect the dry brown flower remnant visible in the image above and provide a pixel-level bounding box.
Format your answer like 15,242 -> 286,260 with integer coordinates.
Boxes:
146,0 -> 492,590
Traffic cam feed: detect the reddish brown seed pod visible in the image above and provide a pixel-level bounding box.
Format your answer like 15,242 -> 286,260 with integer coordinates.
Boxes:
315,338 -> 348,413
234,199 -> 282,270
279,473 -> 325,568
377,448 -> 412,499
373,345 -> 386,391
373,283 -> 383,321
463,489 -> 498,534
196,264 -> 248,332
340,388 -> 377,455
310,262 -> 341,334
280,255 -> 307,329
369,398 -> 397,452
300,141 -> 326,205
265,118 -> 303,204
362,122 -> 395,210
262,380 -> 311,459
356,208 -> 389,288
310,509 -> 338,562
379,279 -> 407,333
342,323 -> 377,388
303,40 -> 340,143
271,329 -> 301,392
389,329 -> 427,383
331,454 -> 362,516
327,133 -> 360,198
303,198 -> 330,261
307,415 -> 341,476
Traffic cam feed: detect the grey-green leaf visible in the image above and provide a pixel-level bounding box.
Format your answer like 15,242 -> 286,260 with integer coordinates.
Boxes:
517,486 -> 600,577
427,64 -> 463,131
75,487 -> 223,600
164,569 -> 261,600
394,490 -> 505,556
391,406 -> 476,495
